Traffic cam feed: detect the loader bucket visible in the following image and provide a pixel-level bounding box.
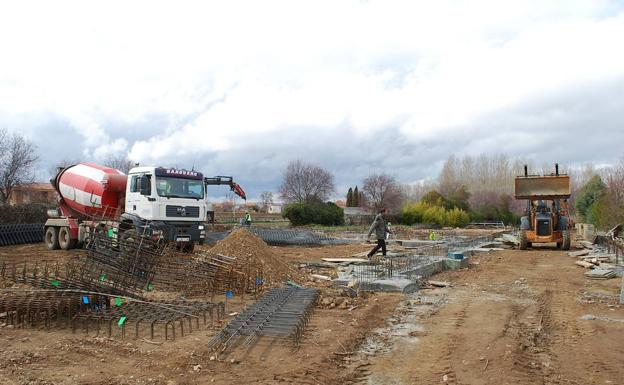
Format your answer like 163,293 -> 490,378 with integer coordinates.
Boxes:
514,175 -> 571,199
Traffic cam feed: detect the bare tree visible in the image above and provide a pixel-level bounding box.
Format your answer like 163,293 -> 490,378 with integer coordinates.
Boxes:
362,173 -> 403,213
279,160 -> 335,203
105,155 -> 136,174
48,157 -> 83,178
260,191 -> 274,212
0,128 -> 39,204
401,180 -> 437,203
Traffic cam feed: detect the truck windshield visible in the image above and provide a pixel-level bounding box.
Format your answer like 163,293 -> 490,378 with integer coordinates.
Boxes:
155,177 -> 204,199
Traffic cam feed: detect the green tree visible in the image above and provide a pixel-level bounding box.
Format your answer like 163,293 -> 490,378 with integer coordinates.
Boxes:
446,185 -> 471,211
353,186 -> 359,207
575,175 -> 607,223
421,190 -> 447,207
282,202 -> 345,226
346,187 -> 353,207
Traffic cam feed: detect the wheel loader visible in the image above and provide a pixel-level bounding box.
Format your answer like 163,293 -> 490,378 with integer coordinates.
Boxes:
514,164 -> 571,250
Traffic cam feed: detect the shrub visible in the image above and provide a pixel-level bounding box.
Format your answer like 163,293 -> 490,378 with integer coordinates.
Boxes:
446,207 -> 470,227
401,202 -> 429,225
0,203 -> 52,224
422,205 -> 447,227
575,175 -> 607,223
282,202 -> 344,226
420,190 -> 447,207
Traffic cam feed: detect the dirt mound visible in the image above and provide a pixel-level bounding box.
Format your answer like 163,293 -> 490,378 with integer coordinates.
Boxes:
210,227 -> 304,287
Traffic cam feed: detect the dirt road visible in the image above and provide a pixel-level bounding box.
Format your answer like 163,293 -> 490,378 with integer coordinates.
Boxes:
357,247 -> 624,385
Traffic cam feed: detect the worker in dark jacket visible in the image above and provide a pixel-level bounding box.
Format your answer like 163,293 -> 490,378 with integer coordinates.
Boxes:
367,208 -> 391,258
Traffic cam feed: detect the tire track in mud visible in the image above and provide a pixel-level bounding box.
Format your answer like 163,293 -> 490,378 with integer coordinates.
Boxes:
432,305 -> 469,385
506,288 -> 583,385
508,289 -> 554,385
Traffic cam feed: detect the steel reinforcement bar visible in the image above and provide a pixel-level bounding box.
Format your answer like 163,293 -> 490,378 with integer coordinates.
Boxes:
0,289 -> 225,341
208,287 -> 319,353
0,223 -> 44,247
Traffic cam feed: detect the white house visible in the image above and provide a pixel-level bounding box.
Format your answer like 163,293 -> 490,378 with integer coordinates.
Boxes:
267,204 -> 283,214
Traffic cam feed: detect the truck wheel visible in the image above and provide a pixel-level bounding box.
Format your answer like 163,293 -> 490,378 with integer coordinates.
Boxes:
562,230 -> 571,251
58,227 -> 76,250
45,227 -> 60,250
519,231 -> 528,250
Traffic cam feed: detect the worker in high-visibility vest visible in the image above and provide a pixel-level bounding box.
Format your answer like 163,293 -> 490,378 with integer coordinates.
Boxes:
244,211 -> 252,227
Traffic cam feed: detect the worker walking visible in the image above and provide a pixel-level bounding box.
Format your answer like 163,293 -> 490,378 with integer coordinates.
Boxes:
367,208 -> 391,258
244,211 -> 252,227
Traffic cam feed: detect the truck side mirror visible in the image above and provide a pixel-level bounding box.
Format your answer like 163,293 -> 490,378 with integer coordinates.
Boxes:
139,176 -> 151,195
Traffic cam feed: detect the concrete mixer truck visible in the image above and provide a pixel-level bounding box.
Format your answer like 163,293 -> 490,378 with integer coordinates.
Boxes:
44,163 -> 246,252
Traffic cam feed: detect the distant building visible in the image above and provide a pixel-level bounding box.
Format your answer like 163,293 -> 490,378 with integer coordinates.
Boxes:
9,183 -> 58,205
343,206 -> 373,225
267,204 -> 283,214
334,199 -> 347,208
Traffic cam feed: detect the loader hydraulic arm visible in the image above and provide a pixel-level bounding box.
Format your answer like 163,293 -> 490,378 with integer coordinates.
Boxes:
204,176 -> 247,200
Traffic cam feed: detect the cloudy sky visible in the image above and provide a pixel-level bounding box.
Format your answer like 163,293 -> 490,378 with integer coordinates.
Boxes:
1,0 -> 623,200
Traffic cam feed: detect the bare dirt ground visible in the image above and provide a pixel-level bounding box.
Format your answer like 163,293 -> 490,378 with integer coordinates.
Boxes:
0,242 -> 402,385
356,247 -> 624,385
1,241 -> 622,385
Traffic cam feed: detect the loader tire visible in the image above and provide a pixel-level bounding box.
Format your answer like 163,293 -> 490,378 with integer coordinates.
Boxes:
58,227 -> 76,250
45,227 -> 60,250
519,231 -> 528,250
562,230 -> 571,251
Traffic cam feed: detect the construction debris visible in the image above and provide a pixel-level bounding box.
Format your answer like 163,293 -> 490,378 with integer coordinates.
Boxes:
502,233 -> 519,245
568,250 -> 590,258
310,274 -> 332,281
575,261 -> 595,269
584,269 -> 617,280
578,240 -> 595,249
322,258 -> 368,264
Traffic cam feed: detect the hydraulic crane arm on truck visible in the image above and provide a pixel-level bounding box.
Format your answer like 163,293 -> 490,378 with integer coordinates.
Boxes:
204,176 -> 247,200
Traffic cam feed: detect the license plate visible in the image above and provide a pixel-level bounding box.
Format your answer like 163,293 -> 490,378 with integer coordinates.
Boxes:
176,236 -> 191,242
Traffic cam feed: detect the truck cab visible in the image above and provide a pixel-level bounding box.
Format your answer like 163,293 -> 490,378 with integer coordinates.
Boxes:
122,167 -> 208,246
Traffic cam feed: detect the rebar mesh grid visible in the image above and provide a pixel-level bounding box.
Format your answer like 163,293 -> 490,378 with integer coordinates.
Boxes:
0,289 -> 224,341
250,228 -> 350,246
0,224 -> 44,246
351,255 -> 435,282
208,287 -> 319,352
